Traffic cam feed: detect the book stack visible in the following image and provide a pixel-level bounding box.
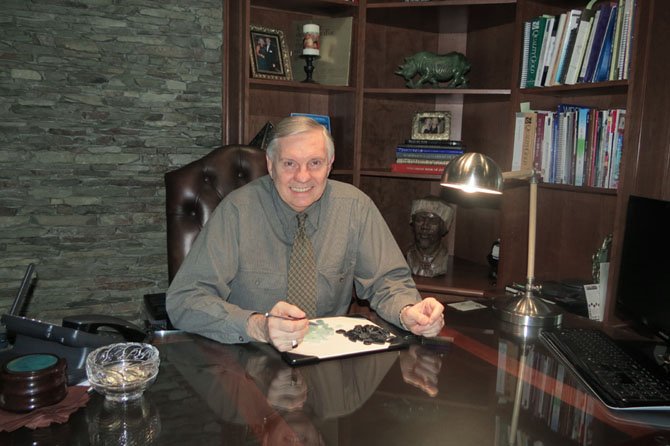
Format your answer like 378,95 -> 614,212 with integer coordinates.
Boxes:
390,139 -> 465,175
519,0 -> 636,88
512,105 -> 625,189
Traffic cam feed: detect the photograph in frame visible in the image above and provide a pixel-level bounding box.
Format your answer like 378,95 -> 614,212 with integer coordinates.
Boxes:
250,25 -> 292,81
411,111 -> 451,141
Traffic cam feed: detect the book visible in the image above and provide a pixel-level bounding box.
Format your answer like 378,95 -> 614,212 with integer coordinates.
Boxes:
592,4 -> 618,82
288,17 -> 353,86
520,21 -> 531,87
395,158 -> 454,165
520,111 -> 537,171
553,9 -> 582,85
395,146 -> 464,154
617,0 -> 636,80
405,138 -> 464,147
564,5 -> 597,85
511,112 -> 526,171
582,2 -> 615,83
537,15 -> 565,87
526,16 -> 548,88
574,106 -> 590,186
395,152 -> 462,161
390,163 -> 446,175
545,13 -> 568,87
608,0 -> 626,80
608,109 -> 625,188
535,15 -> 557,86
577,6 -> 603,83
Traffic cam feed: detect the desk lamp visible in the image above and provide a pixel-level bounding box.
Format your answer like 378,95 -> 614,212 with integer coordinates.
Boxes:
440,153 -> 562,328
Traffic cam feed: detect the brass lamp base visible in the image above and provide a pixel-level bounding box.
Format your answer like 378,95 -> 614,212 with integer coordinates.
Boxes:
494,291 -> 562,328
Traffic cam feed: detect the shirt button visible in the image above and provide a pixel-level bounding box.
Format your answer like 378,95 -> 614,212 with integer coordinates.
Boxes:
238,336 -> 243,342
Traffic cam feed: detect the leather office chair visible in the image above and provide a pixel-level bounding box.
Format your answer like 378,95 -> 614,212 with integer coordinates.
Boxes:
144,145 -> 268,328
165,144 -> 268,282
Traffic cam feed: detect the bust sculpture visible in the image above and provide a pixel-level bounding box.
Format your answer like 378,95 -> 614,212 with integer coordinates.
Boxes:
406,196 -> 456,277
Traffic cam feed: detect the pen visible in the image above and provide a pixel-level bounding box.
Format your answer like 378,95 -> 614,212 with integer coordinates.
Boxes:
264,313 -> 317,325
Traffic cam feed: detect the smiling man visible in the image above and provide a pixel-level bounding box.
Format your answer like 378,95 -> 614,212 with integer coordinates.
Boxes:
167,116 -> 444,351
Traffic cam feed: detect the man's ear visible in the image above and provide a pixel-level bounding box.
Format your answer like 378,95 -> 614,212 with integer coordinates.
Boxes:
266,155 -> 274,179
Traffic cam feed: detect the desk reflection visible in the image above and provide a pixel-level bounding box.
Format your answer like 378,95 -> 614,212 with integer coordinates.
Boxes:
161,339 -> 444,445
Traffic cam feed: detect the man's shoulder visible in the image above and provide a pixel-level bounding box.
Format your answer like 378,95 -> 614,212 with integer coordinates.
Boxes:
327,179 -> 371,203
217,176 -> 271,213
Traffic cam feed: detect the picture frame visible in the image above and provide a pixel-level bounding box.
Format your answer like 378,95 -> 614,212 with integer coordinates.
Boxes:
290,113 -> 331,133
411,111 -> 451,141
249,25 -> 292,81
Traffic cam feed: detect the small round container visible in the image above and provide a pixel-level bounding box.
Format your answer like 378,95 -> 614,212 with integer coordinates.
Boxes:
86,343 -> 160,402
0,353 -> 67,412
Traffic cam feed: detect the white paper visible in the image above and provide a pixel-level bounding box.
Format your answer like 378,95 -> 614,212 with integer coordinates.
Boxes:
447,300 -> 487,312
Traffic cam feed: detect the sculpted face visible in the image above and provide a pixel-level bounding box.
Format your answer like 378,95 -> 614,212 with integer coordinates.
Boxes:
267,129 -> 333,213
412,212 -> 445,250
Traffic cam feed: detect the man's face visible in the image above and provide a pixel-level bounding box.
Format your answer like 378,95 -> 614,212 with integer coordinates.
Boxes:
267,129 -> 332,213
412,212 -> 445,249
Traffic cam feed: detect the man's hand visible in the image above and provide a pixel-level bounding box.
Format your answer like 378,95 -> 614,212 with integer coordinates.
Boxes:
399,344 -> 443,397
400,297 -> 445,337
266,368 -> 307,411
247,301 -> 310,352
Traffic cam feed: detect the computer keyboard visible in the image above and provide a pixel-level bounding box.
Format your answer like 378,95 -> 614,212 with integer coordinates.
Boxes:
540,328 -> 670,410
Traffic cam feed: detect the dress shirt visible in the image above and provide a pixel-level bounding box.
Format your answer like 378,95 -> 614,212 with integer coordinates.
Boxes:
166,175 -> 421,344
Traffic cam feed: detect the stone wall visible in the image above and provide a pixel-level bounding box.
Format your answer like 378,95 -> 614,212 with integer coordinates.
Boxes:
0,0 -> 223,323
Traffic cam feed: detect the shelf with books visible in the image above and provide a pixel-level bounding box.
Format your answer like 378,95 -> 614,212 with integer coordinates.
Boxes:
518,0 -> 637,89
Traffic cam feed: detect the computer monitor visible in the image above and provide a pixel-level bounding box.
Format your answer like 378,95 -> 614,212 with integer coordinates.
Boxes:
615,195 -> 670,344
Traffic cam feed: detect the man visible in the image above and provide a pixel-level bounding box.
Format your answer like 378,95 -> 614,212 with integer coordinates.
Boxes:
167,116 -> 444,352
406,196 -> 455,277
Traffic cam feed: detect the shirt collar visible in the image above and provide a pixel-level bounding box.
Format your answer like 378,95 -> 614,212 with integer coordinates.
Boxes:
269,178 -> 330,238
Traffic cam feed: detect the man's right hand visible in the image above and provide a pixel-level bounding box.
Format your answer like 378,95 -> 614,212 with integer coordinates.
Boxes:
247,301 -> 310,352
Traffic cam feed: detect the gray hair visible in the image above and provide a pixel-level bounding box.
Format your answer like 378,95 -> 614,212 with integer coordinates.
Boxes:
266,116 -> 334,162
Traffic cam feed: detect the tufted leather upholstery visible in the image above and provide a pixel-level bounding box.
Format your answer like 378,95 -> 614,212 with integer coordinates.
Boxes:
164,145 -> 268,283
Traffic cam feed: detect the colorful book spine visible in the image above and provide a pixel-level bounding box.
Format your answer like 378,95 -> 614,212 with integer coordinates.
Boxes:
395,158 -> 454,165
396,146 -> 464,154
390,163 -> 446,175
405,138 -> 463,147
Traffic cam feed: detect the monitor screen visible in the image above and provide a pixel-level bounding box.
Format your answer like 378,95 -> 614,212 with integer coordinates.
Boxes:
616,195 -> 670,343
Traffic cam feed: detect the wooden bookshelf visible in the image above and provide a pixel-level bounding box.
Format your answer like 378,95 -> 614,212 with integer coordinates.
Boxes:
223,0 -> 670,324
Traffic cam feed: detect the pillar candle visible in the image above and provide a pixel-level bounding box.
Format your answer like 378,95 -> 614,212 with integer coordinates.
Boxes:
302,24 -> 320,56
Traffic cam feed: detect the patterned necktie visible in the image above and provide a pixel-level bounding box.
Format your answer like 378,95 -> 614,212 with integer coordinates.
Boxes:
286,213 -> 317,318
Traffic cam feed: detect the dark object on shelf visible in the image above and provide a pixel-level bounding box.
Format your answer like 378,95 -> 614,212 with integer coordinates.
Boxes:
248,121 -> 274,151
487,239 -> 500,281
395,51 -> 470,88
301,54 -> 318,83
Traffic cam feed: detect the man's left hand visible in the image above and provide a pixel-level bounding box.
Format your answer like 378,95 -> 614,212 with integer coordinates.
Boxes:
400,297 -> 445,337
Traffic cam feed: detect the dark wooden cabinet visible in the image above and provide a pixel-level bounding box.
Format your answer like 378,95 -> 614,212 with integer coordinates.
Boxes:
223,0 -> 670,323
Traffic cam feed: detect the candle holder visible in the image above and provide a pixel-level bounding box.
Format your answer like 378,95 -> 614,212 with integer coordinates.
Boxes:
301,54 -> 318,83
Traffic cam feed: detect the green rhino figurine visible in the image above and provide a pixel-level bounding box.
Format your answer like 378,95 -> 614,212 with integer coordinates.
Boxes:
395,51 -> 471,88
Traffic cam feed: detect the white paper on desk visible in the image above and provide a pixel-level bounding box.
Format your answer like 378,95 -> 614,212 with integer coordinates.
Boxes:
447,300 -> 487,312
290,316 -> 395,360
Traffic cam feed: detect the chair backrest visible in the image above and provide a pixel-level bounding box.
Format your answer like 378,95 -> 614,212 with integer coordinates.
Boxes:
164,145 -> 268,283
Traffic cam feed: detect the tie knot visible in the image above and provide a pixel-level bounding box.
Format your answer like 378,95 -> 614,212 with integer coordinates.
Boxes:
296,213 -> 307,228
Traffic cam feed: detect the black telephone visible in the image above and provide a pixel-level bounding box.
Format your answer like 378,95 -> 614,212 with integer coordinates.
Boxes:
1,264 -> 148,384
